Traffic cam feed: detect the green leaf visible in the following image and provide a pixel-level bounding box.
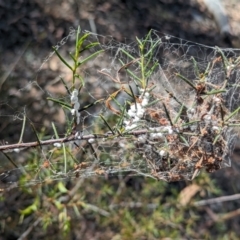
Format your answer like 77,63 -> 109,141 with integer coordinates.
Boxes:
73,204 -> 81,217
79,42 -> 100,53
142,29 -> 152,47
191,57 -> 200,78
75,26 -> 81,52
203,61 -> 211,76
63,143 -> 67,173
69,52 -> 76,62
47,98 -> 72,110
57,182 -> 68,193
19,113 -> 26,144
116,104 -> 126,129
30,122 -> 42,149
144,99 -> 160,108
52,122 -> 60,139
175,73 -> 197,90
60,77 -> 71,95
79,98 -> 104,112
205,89 -> 226,95
136,36 -> 143,47
53,47 -> 73,71
173,104 -> 184,124
77,33 -> 90,48
216,46 -> 229,74
77,49 -> 104,66
19,197 -> 39,215
178,134 -> 189,146
162,103 -> 173,126
2,152 -> 19,168
181,120 -> 200,127
73,73 -> 85,87
118,59 -> 141,82
54,200 -> 63,210
100,114 -> 115,134
145,61 -> 159,78
225,106 -> 240,122
120,48 -> 136,60
213,134 -> 221,145
144,39 -> 161,58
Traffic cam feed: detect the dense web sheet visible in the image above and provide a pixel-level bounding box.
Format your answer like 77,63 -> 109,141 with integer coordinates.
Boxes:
1,29 -> 240,190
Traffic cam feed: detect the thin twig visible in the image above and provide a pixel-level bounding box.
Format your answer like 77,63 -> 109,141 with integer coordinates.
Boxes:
17,218 -> 41,240
194,193 -> 240,206
0,129 -> 151,152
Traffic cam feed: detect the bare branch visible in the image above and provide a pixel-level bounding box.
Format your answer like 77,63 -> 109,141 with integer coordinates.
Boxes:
194,193 -> 240,206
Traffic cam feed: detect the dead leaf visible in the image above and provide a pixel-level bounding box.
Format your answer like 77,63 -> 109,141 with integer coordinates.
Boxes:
179,184 -> 201,206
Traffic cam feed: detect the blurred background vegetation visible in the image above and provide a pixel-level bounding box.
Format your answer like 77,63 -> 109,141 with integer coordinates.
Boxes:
1,0 -> 240,239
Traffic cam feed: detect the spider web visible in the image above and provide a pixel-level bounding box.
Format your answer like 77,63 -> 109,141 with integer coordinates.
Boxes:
1,29 -> 240,190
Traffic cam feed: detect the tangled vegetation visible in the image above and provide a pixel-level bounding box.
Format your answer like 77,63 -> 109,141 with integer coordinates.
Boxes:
1,28 -> 240,239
